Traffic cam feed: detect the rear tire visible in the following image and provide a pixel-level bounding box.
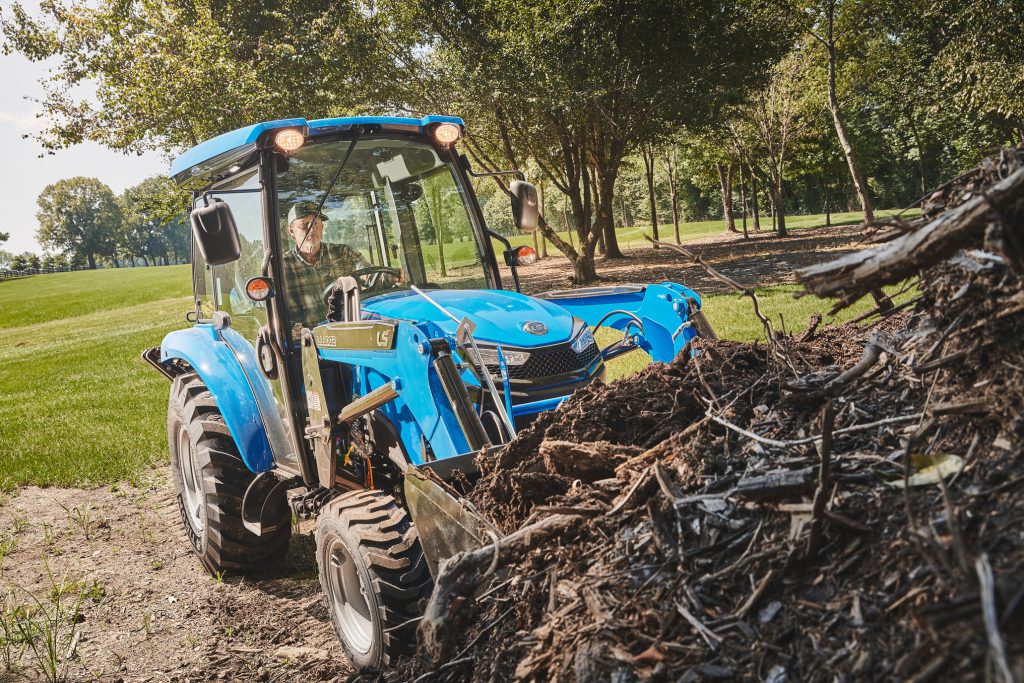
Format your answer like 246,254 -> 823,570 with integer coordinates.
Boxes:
316,490 -> 432,668
167,372 -> 291,574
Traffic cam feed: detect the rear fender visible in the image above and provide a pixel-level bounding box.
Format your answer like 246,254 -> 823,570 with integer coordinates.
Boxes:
540,283 -> 703,363
160,325 -> 275,473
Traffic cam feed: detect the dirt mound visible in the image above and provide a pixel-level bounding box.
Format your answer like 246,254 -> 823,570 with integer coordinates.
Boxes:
381,148 -> 1024,682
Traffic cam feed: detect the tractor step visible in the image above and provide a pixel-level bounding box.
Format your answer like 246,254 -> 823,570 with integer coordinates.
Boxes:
241,472 -> 302,535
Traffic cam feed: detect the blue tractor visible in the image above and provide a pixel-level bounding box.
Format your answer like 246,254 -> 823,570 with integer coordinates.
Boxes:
144,115 -> 714,667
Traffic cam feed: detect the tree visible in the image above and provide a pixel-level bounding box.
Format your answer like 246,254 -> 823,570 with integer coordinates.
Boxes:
36,177 -> 121,269
41,252 -> 68,269
809,0 -> 875,222
1,0 -> 387,155
0,231 -> 8,245
660,145 -> 683,244
120,176 -> 190,266
641,144 -> 660,247
716,162 -> 737,234
731,48 -> 818,237
388,0 -> 796,283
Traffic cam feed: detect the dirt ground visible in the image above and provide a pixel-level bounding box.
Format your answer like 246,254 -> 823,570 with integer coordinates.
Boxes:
0,223 -> 873,683
516,224 -> 869,294
0,475 -> 351,682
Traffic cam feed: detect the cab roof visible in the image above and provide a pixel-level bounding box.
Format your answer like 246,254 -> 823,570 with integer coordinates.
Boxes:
169,114 -> 465,187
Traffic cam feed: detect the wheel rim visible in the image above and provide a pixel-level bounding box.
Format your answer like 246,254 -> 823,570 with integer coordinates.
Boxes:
176,424 -> 205,533
326,538 -> 374,654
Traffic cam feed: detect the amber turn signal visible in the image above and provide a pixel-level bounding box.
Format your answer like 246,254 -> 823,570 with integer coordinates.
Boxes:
505,245 -> 538,267
245,276 -> 275,302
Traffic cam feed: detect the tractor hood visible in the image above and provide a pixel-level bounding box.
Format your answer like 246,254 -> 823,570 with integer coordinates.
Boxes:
362,289 -> 575,347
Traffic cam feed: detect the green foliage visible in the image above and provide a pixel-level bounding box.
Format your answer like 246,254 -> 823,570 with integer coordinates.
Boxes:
118,176 -> 190,266
35,177 -> 121,269
0,0 -> 386,154
382,0 -> 797,279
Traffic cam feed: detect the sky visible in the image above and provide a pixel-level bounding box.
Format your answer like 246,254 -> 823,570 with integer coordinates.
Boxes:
0,2 -> 166,254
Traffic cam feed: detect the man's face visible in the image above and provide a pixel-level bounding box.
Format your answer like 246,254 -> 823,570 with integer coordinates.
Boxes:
288,214 -> 324,255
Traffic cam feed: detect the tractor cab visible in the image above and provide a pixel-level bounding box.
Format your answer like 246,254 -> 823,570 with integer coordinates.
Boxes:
146,114 -> 713,668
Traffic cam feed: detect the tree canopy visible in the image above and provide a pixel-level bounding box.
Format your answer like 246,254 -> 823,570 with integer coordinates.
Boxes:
36,177 -> 121,269
4,0 -> 1023,281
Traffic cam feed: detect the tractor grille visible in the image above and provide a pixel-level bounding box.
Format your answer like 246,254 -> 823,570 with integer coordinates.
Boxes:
484,340 -> 600,380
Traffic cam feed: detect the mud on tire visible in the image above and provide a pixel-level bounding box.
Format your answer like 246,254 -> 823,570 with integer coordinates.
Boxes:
167,372 -> 290,574
316,489 -> 433,668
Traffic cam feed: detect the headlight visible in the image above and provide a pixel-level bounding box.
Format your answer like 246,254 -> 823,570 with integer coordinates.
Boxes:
571,328 -> 596,354
466,346 -> 531,366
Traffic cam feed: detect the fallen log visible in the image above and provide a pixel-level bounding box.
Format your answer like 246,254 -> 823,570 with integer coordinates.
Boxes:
796,166 -> 1024,305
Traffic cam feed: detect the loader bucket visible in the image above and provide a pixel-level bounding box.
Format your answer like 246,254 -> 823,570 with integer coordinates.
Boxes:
404,468 -> 495,578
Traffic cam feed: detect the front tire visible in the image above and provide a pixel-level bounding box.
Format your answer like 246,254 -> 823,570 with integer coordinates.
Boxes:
316,490 -> 432,668
167,372 -> 291,574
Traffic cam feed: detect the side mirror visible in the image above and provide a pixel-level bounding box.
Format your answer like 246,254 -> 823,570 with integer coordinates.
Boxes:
190,198 -> 241,265
509,180 -> 540,233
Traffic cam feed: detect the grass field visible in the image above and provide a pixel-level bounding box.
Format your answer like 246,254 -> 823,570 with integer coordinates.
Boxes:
0,266 -> 193,490
0,214 -> 906,490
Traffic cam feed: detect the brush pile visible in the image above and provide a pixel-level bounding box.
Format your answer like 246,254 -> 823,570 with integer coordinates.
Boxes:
382,148 -> 1024,682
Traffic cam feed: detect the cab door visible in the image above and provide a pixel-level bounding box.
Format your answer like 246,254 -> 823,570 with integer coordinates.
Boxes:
197,168 -> 301,473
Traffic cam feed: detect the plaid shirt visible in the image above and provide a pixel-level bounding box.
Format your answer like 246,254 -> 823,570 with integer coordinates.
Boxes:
282,242 -> 368,327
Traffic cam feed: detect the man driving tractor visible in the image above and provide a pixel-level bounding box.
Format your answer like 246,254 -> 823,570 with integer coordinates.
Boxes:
282,200 -> 383,326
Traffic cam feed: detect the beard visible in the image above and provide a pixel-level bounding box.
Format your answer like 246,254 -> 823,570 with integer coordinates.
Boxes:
295,232 -> 322,260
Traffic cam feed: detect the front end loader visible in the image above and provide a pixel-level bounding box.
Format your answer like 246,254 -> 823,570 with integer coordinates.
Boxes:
143,115 -> 715,667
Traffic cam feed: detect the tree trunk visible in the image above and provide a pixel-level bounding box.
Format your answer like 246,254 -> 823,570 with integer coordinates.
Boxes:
771,176 -> 788,237
717,163 -> 737,233
823,1 -> 874,223
539,183 -> 548,257
642,145 -> 659,247
908,116 -> 926,196
594,164 -> 624,259
562,196 -> 575,249
572,251 -> 598,284
739,164 -> 749,240
750,168 -> 761,232
87,253 -> 96,269
661,146 -> 682,244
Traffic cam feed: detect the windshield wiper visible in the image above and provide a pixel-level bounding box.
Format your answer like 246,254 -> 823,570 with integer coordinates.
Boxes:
296,128 -> 363,254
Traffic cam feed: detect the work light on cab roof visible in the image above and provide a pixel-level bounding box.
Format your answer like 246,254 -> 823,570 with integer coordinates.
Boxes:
432,122 -> 461,145
274,128 -> 305,153
145,112 -> 717,671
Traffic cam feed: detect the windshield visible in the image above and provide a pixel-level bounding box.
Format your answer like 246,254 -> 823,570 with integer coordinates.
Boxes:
275,137 -> 489,328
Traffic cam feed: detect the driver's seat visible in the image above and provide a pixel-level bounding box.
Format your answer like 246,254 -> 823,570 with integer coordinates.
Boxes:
326,276 -> 361,323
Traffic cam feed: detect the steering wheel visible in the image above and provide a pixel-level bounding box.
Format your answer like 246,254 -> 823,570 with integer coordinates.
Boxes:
321,267 -> 404,305
352,266 -> 403,290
